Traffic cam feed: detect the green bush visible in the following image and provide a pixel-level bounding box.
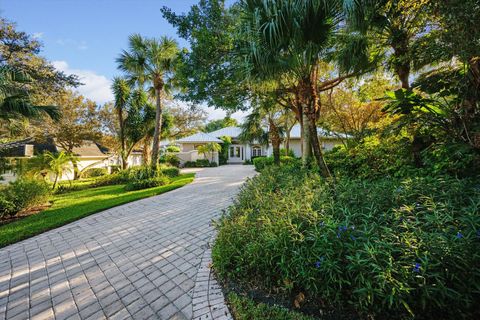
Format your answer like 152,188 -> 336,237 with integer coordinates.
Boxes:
210,161 -> 218,167
124,176 -> 170,191
81,167 -> 108,178
196,159 -> 211,167
160,153 -> 181,167
92,172 -> 129,187
161,166 -> 180,178
184,161 -> 196,168
253,156 -> 273,171
166,145 -> 180,153
0,179 -> 50,218
213,166 -> 480,319
253,156 -> 300,171
280,148 -> 296,157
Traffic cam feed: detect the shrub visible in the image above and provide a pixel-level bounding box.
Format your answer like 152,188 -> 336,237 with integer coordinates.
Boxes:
166,145 -> 180,153
210,161 -> 218,167
160,153 -> 181,167
161,166 -> 180,178
195,159 -> 211,167
184,161 -> 196,168
213,166 -> 480,319
109,165 -> 121,174
92,172 -> 129,187
124,176 -> 170,191
280,148 -> 295,157
253,156 -> 273,171
253,156 -> 300,171
0,179 -> 50,218
81,167 -> 107,178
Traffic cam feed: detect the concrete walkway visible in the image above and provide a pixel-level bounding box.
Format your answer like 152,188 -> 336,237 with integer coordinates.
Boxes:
0,165 -> 255,320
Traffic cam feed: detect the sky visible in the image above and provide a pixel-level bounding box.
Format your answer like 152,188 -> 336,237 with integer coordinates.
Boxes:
1,0 -> 246,121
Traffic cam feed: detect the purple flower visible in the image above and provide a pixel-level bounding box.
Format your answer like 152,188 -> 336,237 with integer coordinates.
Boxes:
456,232 -> 463,239
336,233 -> 341,238
476,229 -> 480,238
314,257 -> 325,269
413,263 -> 421,273
350,235 -> 357,241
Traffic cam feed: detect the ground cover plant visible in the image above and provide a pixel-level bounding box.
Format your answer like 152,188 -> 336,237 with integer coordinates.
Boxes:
213,165 -> 480,319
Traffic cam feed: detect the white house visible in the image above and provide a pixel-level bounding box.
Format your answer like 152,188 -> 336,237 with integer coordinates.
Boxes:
175,125 -> 348,164
0,139 -> 143,183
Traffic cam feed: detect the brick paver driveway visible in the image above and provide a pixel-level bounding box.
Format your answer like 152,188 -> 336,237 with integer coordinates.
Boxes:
0,165 -> 255,320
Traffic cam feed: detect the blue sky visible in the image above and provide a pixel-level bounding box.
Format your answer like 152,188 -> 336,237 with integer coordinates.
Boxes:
2,0 -> 244,120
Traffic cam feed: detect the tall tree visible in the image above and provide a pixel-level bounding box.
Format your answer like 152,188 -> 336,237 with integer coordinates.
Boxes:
0,18 -> 79,101
238,0 -> 369,176
204,116 -> 238,133
117,34 -> 179,169
345,0 -> 431,89
111,77 -> 130,169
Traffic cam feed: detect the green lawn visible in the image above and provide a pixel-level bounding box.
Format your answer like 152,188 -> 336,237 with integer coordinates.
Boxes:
0,173 -> 195,247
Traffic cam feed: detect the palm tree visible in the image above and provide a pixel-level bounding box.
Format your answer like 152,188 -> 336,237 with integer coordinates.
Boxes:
238,0 -> 347,176
239,100 -> 284,165
197,142 -> 221,163
43,151 -> 75,189
344,0 -> 430,89
0,66 -> 60,121
111,77 -> 130,169
116,34 -> 179,170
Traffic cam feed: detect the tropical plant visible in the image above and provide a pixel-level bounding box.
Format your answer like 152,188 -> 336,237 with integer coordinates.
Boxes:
117,34 -> 180,169
44,151 -> 74,189
197,142 -> 222,163
0,66 -> 60,121
238,0 -> 371,177
111,77 -> 130,169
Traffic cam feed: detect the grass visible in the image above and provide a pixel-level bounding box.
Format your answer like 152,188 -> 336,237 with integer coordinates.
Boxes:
228,293 -> 315,320
0,173 -> 195,247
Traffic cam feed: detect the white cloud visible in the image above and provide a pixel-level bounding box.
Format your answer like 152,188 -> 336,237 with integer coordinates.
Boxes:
53,60 -> 113,104
56,38 -> 88,51
32,32 -> 43,39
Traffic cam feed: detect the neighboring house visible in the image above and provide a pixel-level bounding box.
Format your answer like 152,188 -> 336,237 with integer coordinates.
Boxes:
0,138 -> 143,183
175,125 -> 348,164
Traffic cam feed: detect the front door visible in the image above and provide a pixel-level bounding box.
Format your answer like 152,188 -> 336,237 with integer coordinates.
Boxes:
228,145 -> 244,163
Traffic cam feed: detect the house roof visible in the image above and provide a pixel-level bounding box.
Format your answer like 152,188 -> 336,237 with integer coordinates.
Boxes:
0,138 -> 108,158
175,132 -> 223,144
208,126 -> 243,139
288,124 -> 351,139
176,124 -> 350,144
57,141 -> 108,158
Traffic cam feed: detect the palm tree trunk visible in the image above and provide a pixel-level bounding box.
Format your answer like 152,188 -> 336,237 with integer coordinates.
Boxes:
301,112 -> 311,166
117,108 -> 127,169
269,119 -> 281,165
151,87 -> 163,169
72,159 -> 79,180
52,174 -> 58,190
142,136 -> 152,166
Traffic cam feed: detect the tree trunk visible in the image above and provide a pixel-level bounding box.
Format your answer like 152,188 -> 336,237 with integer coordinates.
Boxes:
269,119 -> 281,165
301,112 -> 311,166
72,159 -> 79,180
117,108 -> 126,169
52,174 -> 58,190
285,129 -> 290,155
306,102 -> 331,177
151,87 -> 163,169
143,136 -> 152,166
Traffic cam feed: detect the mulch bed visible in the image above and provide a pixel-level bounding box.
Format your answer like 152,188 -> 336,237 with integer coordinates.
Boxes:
213,267 -> 357,320
0,203 -> 52,226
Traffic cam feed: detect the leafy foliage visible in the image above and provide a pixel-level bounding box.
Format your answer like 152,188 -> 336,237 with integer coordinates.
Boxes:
0,178 -> 50,218
213,166 -> 480,319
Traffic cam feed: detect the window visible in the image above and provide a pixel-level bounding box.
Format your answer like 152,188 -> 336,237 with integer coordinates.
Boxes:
252,146 -> 262,157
